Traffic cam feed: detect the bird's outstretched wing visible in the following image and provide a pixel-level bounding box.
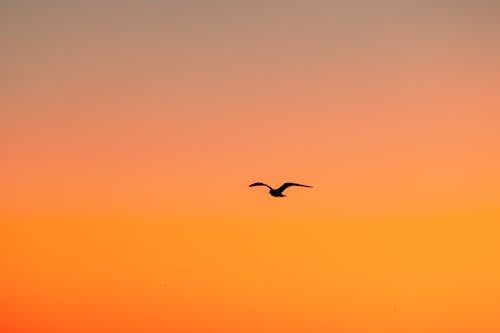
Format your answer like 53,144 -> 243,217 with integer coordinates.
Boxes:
277,182 -> 312,192
249,182 -> 272,189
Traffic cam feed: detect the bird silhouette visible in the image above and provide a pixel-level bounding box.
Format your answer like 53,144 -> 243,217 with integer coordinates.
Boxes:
249,182 -> 312,197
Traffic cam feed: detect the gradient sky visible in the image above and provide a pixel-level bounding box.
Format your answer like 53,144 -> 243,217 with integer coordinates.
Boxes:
2,1 -> 500,332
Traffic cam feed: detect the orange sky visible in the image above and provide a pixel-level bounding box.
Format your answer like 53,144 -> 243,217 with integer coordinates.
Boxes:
2,1 -> 500,332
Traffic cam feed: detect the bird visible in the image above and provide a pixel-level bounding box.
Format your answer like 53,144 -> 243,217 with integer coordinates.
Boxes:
249,182 -> 312,197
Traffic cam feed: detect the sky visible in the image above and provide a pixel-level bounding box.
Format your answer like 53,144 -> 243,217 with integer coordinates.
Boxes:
2,1 -> 500,332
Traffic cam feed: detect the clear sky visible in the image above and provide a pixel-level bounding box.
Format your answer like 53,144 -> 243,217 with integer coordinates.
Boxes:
2,1 -> 500,332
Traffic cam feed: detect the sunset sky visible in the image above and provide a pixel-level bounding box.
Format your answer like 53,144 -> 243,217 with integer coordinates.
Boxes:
2,1 -> 500,332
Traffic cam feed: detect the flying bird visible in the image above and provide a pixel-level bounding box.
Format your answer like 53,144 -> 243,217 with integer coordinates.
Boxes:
249,182 -> 312,197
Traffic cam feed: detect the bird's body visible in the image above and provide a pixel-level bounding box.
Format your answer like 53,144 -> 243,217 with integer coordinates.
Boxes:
249,182 -> 312,197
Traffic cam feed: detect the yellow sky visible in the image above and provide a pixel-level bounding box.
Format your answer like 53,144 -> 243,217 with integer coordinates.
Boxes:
2,1 -> 500,332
